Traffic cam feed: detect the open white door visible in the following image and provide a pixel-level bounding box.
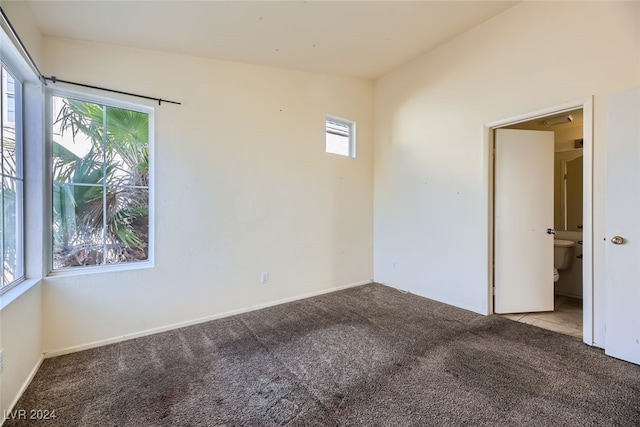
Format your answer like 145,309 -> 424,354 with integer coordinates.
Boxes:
605,88 -> 640,364
494,129 -> 555,314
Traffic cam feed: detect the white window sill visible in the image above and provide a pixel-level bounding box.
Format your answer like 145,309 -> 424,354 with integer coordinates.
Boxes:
0,278 -> 41,311
46,260 -> 154,278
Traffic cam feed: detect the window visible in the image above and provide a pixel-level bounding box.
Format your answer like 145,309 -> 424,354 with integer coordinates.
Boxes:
326,115 -> 355,157
50,94 -> 152,271
1,65 -> 24,290
3,72 -> 15,124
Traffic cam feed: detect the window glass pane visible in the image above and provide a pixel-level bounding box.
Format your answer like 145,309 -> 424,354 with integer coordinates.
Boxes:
326,132 -> 350,156
1,65 -> 23,291
1,124 -> 17,177
52,95 -> 150,270
104,105 -> 149,187
2,177 -> 23,285
106,187 -> 149,264
52,183 -> 105,268
7,94 -> 15,123
2,69 -> 17,177
325,117 -> 354,157
52,96 -> 103,184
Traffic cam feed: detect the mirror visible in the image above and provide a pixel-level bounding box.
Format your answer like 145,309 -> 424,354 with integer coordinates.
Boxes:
554,149 -> 583,231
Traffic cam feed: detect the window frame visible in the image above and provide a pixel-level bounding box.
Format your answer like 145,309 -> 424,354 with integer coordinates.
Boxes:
325,115 -> 356,158
0,62 -> 25,293
45,88 -> 155,276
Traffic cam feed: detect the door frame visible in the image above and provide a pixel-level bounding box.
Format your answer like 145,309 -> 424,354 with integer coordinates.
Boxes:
484,97 -> 594,346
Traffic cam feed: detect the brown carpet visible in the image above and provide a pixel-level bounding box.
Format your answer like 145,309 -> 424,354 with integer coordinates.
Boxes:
7,283 -> 640,426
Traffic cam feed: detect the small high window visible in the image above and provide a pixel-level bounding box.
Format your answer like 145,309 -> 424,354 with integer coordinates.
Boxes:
326,115 -> 355,157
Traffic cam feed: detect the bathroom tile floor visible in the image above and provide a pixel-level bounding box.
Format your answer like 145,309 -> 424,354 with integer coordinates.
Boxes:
500,295 -> 583,338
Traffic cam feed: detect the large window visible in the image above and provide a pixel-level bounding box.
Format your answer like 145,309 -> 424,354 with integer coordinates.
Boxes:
50,94 -> 152,271
1,65 -> 24,289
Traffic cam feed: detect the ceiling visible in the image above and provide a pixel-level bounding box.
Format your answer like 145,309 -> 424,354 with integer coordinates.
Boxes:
21,1 -> 519,80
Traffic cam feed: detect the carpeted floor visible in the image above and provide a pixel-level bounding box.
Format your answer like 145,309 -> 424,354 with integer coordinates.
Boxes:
7,283 -> 640,426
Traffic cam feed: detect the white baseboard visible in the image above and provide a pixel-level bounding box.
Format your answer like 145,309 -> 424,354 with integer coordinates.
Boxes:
1,355 -> 45,427
44,280 -> 371,359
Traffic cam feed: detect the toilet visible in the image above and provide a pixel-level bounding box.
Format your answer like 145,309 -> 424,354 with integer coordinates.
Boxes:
553,239 -> 575,282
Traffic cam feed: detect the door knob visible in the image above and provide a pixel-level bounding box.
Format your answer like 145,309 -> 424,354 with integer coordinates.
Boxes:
611,236 -> 625,245
547,228 -> 556,235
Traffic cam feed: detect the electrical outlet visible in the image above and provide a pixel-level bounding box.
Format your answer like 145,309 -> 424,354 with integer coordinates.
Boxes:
392,260 -> 397,269
261,272 -> 269,284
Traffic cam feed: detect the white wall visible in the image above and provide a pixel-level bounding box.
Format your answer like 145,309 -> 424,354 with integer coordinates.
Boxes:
373,1 -> 640,346
40,38 -> 374,354
0,284 -> 42,415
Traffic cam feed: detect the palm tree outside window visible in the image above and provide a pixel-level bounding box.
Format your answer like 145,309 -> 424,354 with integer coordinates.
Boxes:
51,95 -> 152,270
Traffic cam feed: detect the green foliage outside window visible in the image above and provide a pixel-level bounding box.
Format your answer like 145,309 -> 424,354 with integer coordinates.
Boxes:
52,96 -> 150,269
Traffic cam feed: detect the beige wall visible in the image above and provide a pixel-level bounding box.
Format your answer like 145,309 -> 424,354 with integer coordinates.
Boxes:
40,38 -> 374,354
373,1 -> 640,346
554,126 -> 584,152
0,285 -> 42,415
0,1 -> 42,64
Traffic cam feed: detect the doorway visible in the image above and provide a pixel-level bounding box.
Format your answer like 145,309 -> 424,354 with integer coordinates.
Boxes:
486,99 -> 594,345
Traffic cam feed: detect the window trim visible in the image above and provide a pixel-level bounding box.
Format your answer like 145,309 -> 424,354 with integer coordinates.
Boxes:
325,115 -> 356,158
45,88 -> 155,277
0,19 -> 44,300
0,62 -> 25,292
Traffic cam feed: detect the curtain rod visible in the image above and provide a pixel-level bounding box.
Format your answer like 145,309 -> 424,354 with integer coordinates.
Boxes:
0,6 -> 181,106
44,76 -> 181,106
